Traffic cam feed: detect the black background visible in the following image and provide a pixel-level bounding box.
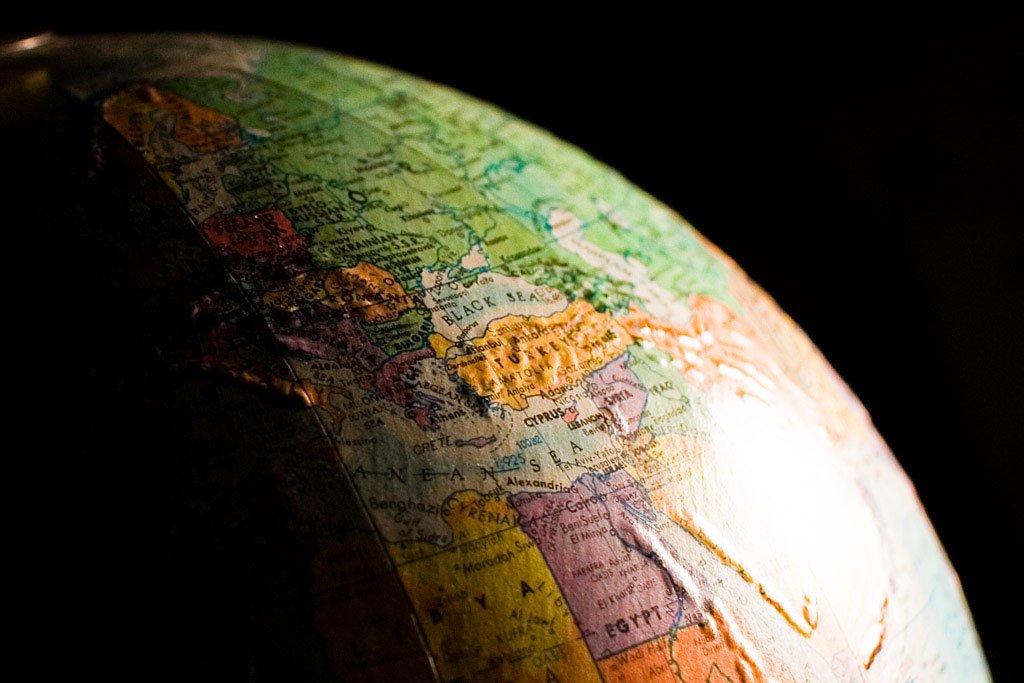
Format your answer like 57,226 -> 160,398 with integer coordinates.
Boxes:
8,8 -> 1023,679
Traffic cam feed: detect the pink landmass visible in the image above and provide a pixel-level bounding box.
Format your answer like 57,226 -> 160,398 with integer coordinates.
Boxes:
376,348 -> 435,428
585,354 -> 647,438
270,312 -> 387,369
512,470 -> 699,659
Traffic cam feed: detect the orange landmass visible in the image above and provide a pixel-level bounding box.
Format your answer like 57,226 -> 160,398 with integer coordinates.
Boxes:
102,88 -> 159,164
726,268 -> 870,443
625,293 -> 893,654
103,84 -> 242,157
619,294 -> 786,403
447,293 -> 797,413
599,617 -> 760,683
447,300 -> 631,409
263,262 -> 414,324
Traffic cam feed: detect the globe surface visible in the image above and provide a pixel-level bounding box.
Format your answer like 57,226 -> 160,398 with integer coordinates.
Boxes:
6,33 -> 989,682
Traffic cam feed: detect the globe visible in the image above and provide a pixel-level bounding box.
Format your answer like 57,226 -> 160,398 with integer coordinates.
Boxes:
3,33 -> 989,682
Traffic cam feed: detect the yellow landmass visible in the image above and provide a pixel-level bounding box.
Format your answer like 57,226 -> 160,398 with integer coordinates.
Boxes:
387,491 -> 519,565
395,492 -> 600,682
102,84 -> 242,157
263,261 -> 413,323
447,300 -> 631,409
443,490 -> 519,541
102,87 -> 159,164
428,333 -> 453,358
387,539 -> 444,566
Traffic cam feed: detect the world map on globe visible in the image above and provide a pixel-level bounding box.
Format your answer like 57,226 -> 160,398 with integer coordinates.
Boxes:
11,33 -> 989,681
